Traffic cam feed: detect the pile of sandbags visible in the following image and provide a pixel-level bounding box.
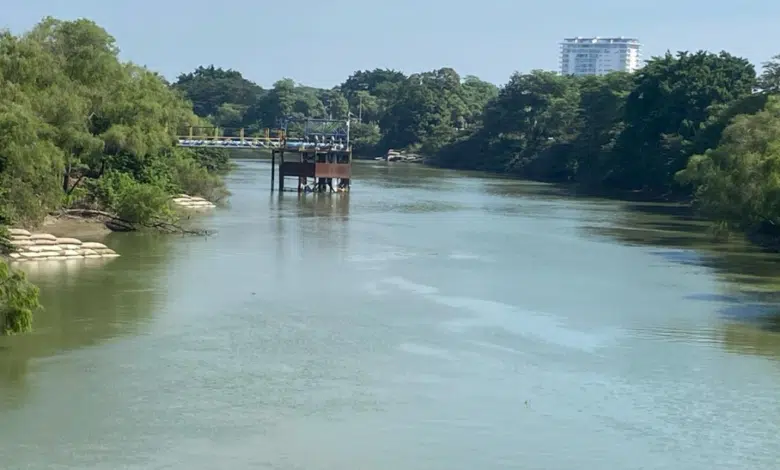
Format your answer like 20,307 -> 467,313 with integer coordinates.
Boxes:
170,194 -> 216,210
4,229 -> 119,262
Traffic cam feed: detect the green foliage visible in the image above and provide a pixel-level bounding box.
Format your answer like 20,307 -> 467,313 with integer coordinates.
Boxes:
609,51 -> 756,191
0,17 -> 227,231
172,65 -> 262,118
676,96 -> 780,234
0,259 -> 40,335
85,170 -> 172,223
191,148 -> 232,173
759,55 -> 780,93
164,149 -> 229,203
173,66 -> 496,158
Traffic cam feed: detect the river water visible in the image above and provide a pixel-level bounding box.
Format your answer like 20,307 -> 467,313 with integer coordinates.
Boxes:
2,160 -> 780,469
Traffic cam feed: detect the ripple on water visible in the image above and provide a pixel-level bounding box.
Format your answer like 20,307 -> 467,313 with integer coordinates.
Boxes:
377,276 -> 619,353
447,251 -> 485,261
397,342 -> 454,361
346,250 -> 416,263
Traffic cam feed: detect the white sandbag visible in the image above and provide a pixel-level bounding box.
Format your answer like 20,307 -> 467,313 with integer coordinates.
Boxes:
55,237 -> 82,245
101,253 -> 120,258
78,248 -> 98,256
33,239 -> 58,245
48,256 -> 67,261
10,235 -> 30,241
8,253 -> 20,259
59,244 -> 81,250
94,248 -> 116,255
25,245 -> 44,252
81,242 -> 107,250
20,251 -> 44,258
85,254 -> 102,259
62,250 -> 81,257
29,233 -> 57,241
38,245 -> 62,252
7,228 -> 30,236
10,239 -> 33,246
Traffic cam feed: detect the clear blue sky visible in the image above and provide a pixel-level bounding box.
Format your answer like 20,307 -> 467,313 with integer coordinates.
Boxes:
4,0 -> 779,88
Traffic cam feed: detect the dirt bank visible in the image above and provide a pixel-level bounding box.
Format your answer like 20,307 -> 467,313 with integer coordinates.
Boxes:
40,214 -> 112,240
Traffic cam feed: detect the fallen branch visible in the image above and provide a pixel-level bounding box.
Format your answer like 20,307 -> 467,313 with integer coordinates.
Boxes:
52,209 -> 213,236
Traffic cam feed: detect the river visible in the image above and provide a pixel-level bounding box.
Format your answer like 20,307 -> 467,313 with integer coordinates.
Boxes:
2,160 -> 780,469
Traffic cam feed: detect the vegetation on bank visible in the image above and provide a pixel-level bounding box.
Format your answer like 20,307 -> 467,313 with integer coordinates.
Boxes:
0,17 -> 230,334
173,50 -> 780,246
0,227 -> 39,335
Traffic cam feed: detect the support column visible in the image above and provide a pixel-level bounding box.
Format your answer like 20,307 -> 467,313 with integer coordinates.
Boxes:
278,151 -> 285,192
271,150 -> 276,191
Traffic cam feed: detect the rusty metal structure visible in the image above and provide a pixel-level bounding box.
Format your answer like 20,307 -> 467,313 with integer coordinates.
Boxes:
270,117 -> 352,193
176,119 -> 353,193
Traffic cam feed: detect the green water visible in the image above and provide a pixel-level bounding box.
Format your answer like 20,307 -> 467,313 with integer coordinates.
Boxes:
2,160 -> 780,469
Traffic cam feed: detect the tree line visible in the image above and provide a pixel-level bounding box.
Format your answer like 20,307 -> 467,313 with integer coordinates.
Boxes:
0,17 -> 230,334
174,49 -> 780,246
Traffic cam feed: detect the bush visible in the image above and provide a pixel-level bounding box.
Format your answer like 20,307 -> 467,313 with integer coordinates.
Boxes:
86,170 -> 172,224
166,150 -> 230,203
0,258 -> 39,335
192,148 -> 231,173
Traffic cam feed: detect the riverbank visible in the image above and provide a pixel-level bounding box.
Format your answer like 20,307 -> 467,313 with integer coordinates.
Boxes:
39,214 -> 113,240
1,192 -> 217,261
4,229 -> 119,262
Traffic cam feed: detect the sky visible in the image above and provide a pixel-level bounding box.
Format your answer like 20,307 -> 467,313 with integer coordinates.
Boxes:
4,0 -> 780,89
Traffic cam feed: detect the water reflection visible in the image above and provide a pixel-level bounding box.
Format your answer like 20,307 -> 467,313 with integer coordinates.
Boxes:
723,322 -> 780,358
271,192 -> 350,264
480,178 -> 570,200
469,173 -> 780,361
0,232 -> 175,410
293,192 -> 350,220
590,201 -> 780,291
582,198 -> 780,358
354,162 -> 459,191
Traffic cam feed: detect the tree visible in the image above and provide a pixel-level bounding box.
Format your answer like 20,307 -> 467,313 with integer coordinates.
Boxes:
610,51 -> 756,192
320,89 -> 349,119
0,259 -> 39,335
0,17 -> 227,229
676,95 -> 780,234
435,70 -> 581,177
758,54 -> 780,93
0,229 -> 38,336
569,72 -> 635,185
173,65 -> 262,117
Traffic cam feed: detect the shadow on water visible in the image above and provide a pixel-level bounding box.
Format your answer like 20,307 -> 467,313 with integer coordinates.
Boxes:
468,173 -> 780,360
589,201 -> 780,292
583,199 -> 780,357
0,232 -> 175,410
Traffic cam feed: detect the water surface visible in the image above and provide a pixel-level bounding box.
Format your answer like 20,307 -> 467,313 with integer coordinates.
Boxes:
2,160 -> 780,469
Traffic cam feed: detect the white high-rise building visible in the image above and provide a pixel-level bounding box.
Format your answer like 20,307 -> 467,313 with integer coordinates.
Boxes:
559,37 -> 642,76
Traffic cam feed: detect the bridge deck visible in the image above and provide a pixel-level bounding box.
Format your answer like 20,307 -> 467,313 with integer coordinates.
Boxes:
176,138 -> 349,153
